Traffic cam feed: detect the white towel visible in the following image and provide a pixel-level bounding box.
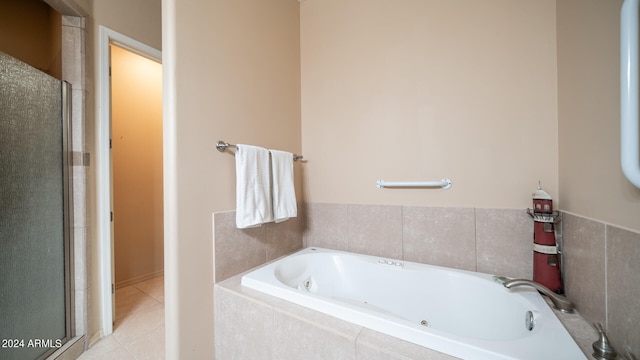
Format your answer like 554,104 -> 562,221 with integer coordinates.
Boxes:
235,144 -> 274,228
270,149 -> 297,223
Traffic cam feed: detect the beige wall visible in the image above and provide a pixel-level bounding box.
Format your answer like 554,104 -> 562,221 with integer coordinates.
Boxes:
557,0 -> 640,232
301,0 -> 559,209
111,44 -> 163,287
163,0 -> 301,357
92,0 -> 161,51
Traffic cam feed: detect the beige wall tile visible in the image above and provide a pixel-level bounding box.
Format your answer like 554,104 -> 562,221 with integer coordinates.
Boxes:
214,210 -> 304,283
265,212 -> 304,261
273,300 -> 363,339
475,208 -> 532,278
213,211 -> 266,283
214,286 -> 274,360
61,22 -> 84,88
562,213 -> 606,324
303,203 -> 349,250
74,227 -> 88,289
272,310 -> 357,360
403,206 -> 476,271
70,89 -> 86,152
356,345 -> 397,360
74,288 -> 86,338
72,166 -> 87,226
347,204 -> 403,259
606,226 -> 640,355
357,329 -> 459,360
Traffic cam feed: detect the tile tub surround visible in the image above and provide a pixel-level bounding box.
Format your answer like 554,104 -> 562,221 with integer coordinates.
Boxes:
212,203 -> 639,355
302,203 -> 534,279
214,271 -> 596,359
562,212 -> 640,355
213,210 -> 304,283
213,204 -> 534,284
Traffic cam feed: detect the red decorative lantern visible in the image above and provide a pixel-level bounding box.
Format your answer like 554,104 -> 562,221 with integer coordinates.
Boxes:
528,183 -> 563,294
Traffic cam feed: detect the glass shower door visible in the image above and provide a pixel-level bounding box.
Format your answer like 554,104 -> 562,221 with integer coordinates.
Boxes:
0,51 -> 72,360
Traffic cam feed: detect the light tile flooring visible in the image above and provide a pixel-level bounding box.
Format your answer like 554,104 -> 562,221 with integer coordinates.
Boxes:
78,276 -> 165,360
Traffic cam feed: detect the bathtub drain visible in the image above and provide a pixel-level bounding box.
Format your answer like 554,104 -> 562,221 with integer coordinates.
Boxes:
420,320 -> 430,327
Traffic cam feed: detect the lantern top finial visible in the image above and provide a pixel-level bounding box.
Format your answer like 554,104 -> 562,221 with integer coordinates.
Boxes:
533,180 -> 552,200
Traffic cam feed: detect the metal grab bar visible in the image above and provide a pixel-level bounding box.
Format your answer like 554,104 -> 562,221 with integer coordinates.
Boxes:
376,178 -> 452,189
621,0 -> 640,189
216,140 -> 303,161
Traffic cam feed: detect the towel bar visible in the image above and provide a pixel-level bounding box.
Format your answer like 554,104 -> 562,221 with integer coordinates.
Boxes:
216,140 -> 303,161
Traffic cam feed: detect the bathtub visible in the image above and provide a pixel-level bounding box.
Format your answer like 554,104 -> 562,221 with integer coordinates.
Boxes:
241,247 -> 586,360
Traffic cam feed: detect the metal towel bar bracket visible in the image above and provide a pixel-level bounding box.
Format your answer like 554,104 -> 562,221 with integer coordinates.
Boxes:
376,178 -> 452,189
216,140 -> 303,161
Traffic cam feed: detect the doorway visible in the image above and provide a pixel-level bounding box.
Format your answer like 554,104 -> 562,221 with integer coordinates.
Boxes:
110,44 -> 163,292
97,27 -> 162,335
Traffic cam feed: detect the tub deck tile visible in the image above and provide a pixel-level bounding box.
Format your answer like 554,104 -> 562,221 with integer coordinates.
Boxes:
356,329 -> 460,360
214,285 -> 275,360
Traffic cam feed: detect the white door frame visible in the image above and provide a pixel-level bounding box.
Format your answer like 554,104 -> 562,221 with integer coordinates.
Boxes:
97,26 -> 161,336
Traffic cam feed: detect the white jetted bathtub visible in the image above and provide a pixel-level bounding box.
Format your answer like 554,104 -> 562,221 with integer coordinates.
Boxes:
241,247 -> 586,360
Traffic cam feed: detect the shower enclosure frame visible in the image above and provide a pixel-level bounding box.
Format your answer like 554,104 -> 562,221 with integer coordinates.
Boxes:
61,81 -> 75,343
0,54 -> 74,359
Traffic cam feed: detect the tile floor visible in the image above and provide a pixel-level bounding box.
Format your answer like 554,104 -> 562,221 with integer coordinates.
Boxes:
77,276 -> 165,360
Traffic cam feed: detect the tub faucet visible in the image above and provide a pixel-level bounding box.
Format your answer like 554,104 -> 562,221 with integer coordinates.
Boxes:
503,279 -> 575,313
592,322 -> 617,360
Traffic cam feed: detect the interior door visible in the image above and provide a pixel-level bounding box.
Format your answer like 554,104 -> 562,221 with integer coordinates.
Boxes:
0,51 -> 72,360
